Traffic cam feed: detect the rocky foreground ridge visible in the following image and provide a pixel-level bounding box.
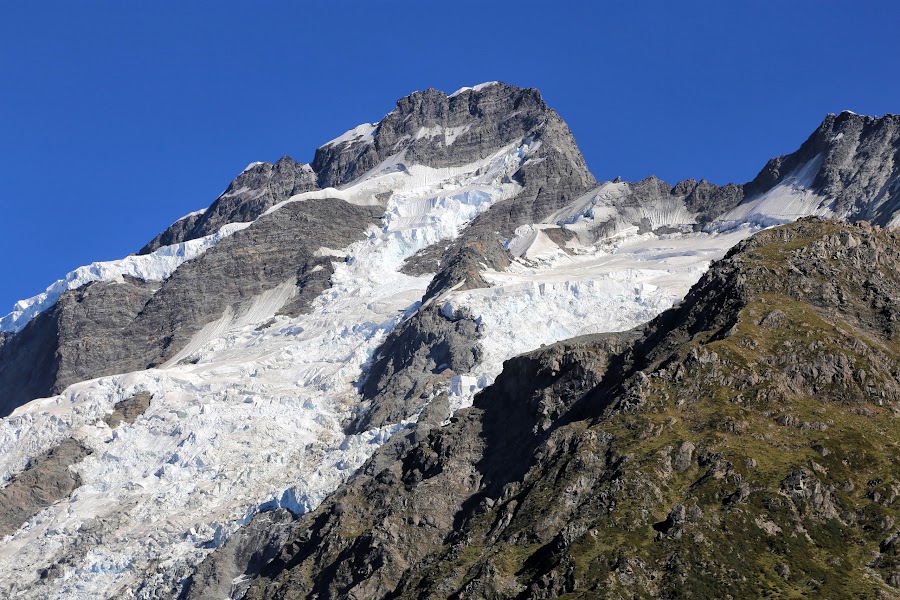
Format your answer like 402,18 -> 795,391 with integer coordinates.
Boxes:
189,219 -> 900,599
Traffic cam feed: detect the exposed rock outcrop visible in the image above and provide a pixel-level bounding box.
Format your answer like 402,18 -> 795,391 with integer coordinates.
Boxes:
0,277 -> 161,417
745,112 -> 900,224
0,83 -> 596,415
140,157 -> 319,254
103,391 -> 153,429
0,439 -> 91,538
3,85 -> 900,599
0,200 -> 382,414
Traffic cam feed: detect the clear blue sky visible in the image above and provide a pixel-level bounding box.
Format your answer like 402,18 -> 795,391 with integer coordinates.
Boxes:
2,1 -> 898,311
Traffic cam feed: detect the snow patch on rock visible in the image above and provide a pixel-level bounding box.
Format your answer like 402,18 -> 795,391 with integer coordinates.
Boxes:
321,122 -> 378,148
715,154 -> 828,229
449,81 -> 501,98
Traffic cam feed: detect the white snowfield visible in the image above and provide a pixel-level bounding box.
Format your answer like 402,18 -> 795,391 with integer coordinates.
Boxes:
321,122 -> 378,149
449,81 -> 501,97
0,128 -> 831,598
715,154 -> 830,228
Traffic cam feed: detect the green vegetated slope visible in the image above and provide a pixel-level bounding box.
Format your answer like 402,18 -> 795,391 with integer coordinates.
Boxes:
246,219 -> 900,600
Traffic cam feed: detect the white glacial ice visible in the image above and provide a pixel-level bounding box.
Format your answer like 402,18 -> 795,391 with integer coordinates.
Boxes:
0,136 -> 534,599
441,226 -> 760,412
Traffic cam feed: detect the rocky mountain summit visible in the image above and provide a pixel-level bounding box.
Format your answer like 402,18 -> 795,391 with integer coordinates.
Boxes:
0,83 -> 899,599
0,82 -> 594,417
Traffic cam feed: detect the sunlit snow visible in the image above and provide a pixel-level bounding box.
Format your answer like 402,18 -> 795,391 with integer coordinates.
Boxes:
0,138 -> 532,598
442,226 -> 759,412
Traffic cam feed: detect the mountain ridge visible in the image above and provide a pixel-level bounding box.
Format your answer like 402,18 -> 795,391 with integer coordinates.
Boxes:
0,83 -> 898,599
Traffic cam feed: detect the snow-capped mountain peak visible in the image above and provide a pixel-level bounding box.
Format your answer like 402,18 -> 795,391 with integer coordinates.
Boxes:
1,86 -> 899,599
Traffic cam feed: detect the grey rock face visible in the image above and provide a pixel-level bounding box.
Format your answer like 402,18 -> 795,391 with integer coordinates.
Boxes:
216,220 -> 900,599
317,83 -> 596,295
400,97 -> 597,288
0,277 -> 161,417
4,82 -> 595,415
675,178 -> 746,221
313,84 -> 582,188
140,156 -> 319,254
539,112 -> 900,247
527,175 -> 746,246
350,88 -> 599,429
0,438 -> 91,537
0,313 -> 60,418
103,391 -> 152,429
354,305 -> 481,432
237,332 -> 635,600
139,211 -> 206,253
744,112 -> 900,223
119,199 -> 383,371
178,509 -> 296,600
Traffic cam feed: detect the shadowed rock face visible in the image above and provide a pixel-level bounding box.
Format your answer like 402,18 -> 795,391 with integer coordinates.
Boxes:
187,219 -> 900,599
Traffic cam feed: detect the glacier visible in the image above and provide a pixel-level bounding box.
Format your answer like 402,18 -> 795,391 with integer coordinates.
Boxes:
0,134 -> 537,598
